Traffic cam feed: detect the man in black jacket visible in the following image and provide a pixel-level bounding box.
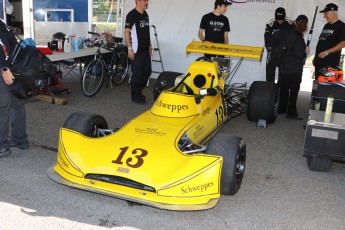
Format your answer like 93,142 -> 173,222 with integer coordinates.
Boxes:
0,19 -> 28,157
264,7 -> 293,82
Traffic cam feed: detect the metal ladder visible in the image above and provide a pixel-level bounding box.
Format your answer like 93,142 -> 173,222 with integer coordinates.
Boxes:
151,25 -> 164,74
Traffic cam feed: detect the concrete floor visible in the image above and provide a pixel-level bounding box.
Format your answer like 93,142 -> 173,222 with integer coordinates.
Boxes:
0,72 -> 344,230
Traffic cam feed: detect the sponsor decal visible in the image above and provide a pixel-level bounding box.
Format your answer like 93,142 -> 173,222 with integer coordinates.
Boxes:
202,107 -> 211,115
230,0 -> 283,10
135,127 -> 166,136
59,156 -> 68,168
0,39 -> 9,60
155,99 -> 189,113
181,182 -> 214,194
320,29 -> 334,41
193,124 -> 204,139
117,167 -> 130,173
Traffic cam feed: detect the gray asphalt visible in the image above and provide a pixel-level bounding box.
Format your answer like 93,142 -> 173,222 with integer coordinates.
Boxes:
1,74 -> 344,230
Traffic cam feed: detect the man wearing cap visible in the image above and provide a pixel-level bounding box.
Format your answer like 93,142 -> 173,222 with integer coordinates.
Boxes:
313,3 -> 345,79
198,0 -> 231,45
264,7 -> 293,82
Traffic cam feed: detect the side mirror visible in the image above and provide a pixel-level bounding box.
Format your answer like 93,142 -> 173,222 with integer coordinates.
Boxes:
199,88 -> 217,96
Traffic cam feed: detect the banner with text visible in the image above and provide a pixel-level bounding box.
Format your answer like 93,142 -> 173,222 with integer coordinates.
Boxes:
230,0 -> 283,11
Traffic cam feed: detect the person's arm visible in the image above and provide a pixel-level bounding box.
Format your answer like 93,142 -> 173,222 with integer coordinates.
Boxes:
264,24 -> 273,50
224,31 -> 229,44
0,27 -> 15,85
198,28 -> 205,42
124,28 -> 134,60
318,41 -> 345,59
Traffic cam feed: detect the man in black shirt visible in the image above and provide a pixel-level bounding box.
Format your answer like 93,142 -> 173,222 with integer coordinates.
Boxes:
313,3 -> 345,79
264,7 -> 293,82
0,20 -> 28,157
198,0 -> 231,44
124,0 -> 152,105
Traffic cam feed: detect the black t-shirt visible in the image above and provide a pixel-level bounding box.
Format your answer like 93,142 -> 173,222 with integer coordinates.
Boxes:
125,9 -> 150,53
314,20 -> 345,68
0,20 -> 17,68
199,12 -> 230,43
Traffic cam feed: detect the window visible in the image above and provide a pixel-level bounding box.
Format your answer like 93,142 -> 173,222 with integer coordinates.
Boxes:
92,0 -> 124,37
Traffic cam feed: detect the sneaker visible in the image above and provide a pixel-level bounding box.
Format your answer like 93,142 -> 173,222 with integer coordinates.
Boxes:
132,98 -> 146,105
0,148 -> 12,157
10,142 -> 29,149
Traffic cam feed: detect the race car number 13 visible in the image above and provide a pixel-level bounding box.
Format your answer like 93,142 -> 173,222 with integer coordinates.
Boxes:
112,147 -> 148,168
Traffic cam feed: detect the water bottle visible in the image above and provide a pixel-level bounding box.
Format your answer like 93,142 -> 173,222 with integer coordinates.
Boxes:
74,38 -> 79,53
325,95 -> 334,115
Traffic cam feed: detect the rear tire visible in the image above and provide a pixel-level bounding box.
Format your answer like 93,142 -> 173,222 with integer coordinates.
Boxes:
247,81 -> 279,124
206,134 -> 246,195
307,156 -> 332,172
82,59 -> 104,97
111,52 -> 129,85
153,71 -> 183,100
63,112 -> 108,137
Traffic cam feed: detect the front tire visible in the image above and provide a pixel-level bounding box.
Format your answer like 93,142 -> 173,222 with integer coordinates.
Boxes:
247,81 -> 279,124
307,156 -> 332,172
63,112 -> 108,137
111,52 -> 129,85
82,59 -> 104,97
206,134 -> 246,195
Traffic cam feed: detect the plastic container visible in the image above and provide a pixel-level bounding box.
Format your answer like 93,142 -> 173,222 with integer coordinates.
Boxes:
325,95 -> 334,115
74,38 -> 79,53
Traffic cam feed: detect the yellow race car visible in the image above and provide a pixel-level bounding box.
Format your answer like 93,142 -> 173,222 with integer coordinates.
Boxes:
48,41 -> 278,211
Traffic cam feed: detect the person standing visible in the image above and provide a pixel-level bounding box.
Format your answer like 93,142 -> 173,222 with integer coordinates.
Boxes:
124,0 -> 152,105
198,0 -> 231,45
264,7 -> 293,82
313,3 -> 345,79
0,19 -> 28,157
278,15 -> 309,120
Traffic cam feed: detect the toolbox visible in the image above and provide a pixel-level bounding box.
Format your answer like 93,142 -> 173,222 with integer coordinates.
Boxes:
304,110 -> 345,161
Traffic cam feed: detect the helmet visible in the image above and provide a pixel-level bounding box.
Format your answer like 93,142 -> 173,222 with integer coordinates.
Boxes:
318,66 -> 344,83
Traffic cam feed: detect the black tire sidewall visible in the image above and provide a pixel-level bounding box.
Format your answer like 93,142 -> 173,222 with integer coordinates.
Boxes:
206,134 -> 246,195
247,81 -> 279,124
63,112 -> 108,137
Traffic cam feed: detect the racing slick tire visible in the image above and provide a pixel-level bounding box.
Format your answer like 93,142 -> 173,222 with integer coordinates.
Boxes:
206,134 -> 246,195
307,156 -> 332,172
153,71 -> 183,100
63,112 -> 108,137
247,81 -> 279,124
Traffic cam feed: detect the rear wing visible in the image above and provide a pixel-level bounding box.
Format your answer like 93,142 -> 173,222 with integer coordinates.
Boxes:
186,40 -> 264,61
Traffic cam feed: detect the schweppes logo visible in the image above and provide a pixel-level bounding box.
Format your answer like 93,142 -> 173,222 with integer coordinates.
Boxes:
155,99 -> 189,113
181,182 -> 214,194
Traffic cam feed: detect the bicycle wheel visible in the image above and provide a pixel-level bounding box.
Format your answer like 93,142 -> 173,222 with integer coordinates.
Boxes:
111,52 -> 129,85
82,59 -> 104,97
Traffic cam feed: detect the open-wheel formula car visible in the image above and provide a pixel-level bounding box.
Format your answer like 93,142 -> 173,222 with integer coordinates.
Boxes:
48,41 -> 278,211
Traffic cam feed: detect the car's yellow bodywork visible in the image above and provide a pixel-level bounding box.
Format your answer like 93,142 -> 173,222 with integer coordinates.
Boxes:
49,59 -> 230,210
49,42 -> 263,210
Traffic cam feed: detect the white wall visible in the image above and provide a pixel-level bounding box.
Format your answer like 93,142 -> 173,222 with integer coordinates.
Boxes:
123,0 -> 345,84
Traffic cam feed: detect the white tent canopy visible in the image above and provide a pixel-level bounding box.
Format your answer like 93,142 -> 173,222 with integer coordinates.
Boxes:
123,0 -> 345,84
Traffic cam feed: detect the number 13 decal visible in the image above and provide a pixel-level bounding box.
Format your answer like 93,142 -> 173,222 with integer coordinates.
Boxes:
215,105 -> 224,125
112,147 -> 148,168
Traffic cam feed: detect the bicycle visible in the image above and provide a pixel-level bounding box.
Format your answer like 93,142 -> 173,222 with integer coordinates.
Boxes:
82,32 -> 129,97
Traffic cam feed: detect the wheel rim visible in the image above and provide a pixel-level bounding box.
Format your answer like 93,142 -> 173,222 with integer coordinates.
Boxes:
82,60 -> 103,96
112,52 -> 128,85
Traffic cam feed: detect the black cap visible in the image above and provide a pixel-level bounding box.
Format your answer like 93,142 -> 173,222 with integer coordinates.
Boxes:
320,3 -> 338,13
215,0 -> 232,7
275,7 -> 286,20
296,14 -> 308,22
